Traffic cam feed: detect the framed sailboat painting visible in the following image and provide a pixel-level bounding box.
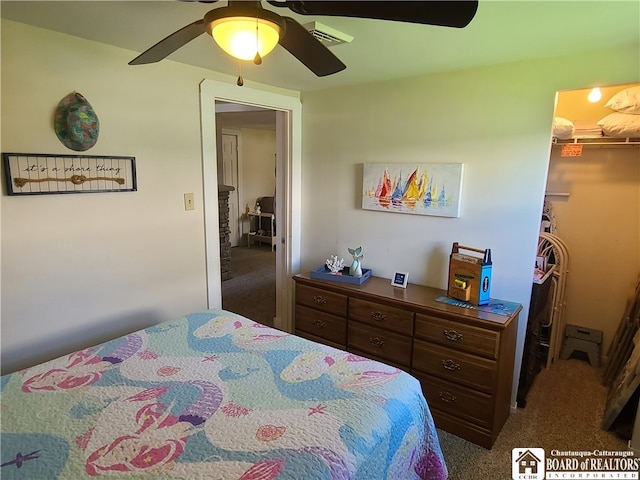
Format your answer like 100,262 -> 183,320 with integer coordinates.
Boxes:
362,163 -> 463,217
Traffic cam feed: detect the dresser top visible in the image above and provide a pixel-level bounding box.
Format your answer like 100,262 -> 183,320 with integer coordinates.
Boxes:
294,273 -> 521,328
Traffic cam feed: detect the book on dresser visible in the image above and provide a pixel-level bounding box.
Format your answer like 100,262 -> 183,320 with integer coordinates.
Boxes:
293,272 -> 522,449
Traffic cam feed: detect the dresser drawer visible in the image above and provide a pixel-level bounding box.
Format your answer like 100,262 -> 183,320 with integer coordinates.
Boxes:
349,298 -> 414,335
428,408 -> 494,450
415,313 -> 499,359
413,372 -> 493,428
295,304 -> 346,346
348,322 -> 412,367
347,348 -> 408,371
413,340 -> 496,393
296,330 -> 346,351
296,284 -> 347,317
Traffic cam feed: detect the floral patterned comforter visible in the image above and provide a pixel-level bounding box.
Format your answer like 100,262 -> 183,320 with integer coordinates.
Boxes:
1,309 -> 447,479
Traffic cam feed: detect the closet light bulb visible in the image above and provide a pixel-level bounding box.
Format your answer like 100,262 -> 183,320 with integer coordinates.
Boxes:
588,87 -> 602,103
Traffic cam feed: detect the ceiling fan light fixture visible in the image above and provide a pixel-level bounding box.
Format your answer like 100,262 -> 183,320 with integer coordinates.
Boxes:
211,16 -> 281,61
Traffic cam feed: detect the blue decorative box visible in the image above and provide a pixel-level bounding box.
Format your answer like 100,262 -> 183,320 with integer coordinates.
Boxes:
310,266 -> 372,285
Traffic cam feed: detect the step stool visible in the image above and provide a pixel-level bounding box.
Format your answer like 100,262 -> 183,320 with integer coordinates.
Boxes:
560,324 -> 603,367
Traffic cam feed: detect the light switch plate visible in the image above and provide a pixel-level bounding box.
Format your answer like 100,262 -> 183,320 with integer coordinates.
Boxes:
184,193 -> 194,211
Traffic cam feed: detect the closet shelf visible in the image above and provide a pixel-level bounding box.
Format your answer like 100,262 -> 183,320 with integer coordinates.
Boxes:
553,137 -> 640,147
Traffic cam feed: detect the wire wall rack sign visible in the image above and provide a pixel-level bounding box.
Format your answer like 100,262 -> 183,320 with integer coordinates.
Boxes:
2,153 -> 137,195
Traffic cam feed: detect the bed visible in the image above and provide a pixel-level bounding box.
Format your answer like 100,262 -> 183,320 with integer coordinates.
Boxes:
0,309 -> 447,479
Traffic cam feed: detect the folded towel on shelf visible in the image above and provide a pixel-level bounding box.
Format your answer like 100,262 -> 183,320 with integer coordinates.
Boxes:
572,119 -> 603,137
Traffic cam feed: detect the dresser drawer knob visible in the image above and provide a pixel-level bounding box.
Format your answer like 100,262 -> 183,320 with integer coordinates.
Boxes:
443,329 -> 464,342
439,391 -> 457,403
313,295 -> 327,305
370,311 -> 387,322
441,359 -> 461,371
314,320 -> 326,329
369,337 -> 385,348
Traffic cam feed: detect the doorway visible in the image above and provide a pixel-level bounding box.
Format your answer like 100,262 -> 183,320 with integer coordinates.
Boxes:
199,79 -> 302,333
217,103 -> 277,326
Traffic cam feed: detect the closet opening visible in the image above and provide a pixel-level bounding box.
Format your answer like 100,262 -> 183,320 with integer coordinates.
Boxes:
517,83 -> 640,419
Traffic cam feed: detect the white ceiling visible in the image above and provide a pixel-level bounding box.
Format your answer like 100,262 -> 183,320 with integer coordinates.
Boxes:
1,1 -> 639,92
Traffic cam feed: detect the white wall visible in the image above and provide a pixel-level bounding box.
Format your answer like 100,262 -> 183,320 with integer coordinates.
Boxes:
0,20 -> 297,374
300,44 -> 639,406
239,128 -> 277,214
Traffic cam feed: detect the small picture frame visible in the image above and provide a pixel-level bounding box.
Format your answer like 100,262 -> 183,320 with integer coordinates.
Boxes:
391,271 -> 409,288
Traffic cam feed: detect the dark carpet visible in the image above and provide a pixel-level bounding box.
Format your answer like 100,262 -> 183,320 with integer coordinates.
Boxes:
222,245 -> 276,327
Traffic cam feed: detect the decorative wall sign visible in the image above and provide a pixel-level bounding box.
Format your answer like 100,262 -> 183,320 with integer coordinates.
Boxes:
3,153 -> 136,195
362,163 -> 463,217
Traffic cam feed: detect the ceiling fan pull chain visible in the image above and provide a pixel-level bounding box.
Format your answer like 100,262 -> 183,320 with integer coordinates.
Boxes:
254,10 -> 263,65
237,61 -> 244,87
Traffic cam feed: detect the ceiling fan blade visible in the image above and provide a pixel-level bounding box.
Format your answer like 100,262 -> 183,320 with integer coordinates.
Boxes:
268,1 -> 479,28
129,19 -> 206,65
279,17 -> 346,77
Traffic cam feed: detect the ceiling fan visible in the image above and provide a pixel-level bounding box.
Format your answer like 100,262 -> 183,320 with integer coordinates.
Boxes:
129,1 -> 479,77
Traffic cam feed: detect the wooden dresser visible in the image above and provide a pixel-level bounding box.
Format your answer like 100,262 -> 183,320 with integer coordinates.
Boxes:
293,273 -> 521,449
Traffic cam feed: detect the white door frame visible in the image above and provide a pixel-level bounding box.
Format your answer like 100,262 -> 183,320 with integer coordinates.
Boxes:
200,79 -> 301,333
